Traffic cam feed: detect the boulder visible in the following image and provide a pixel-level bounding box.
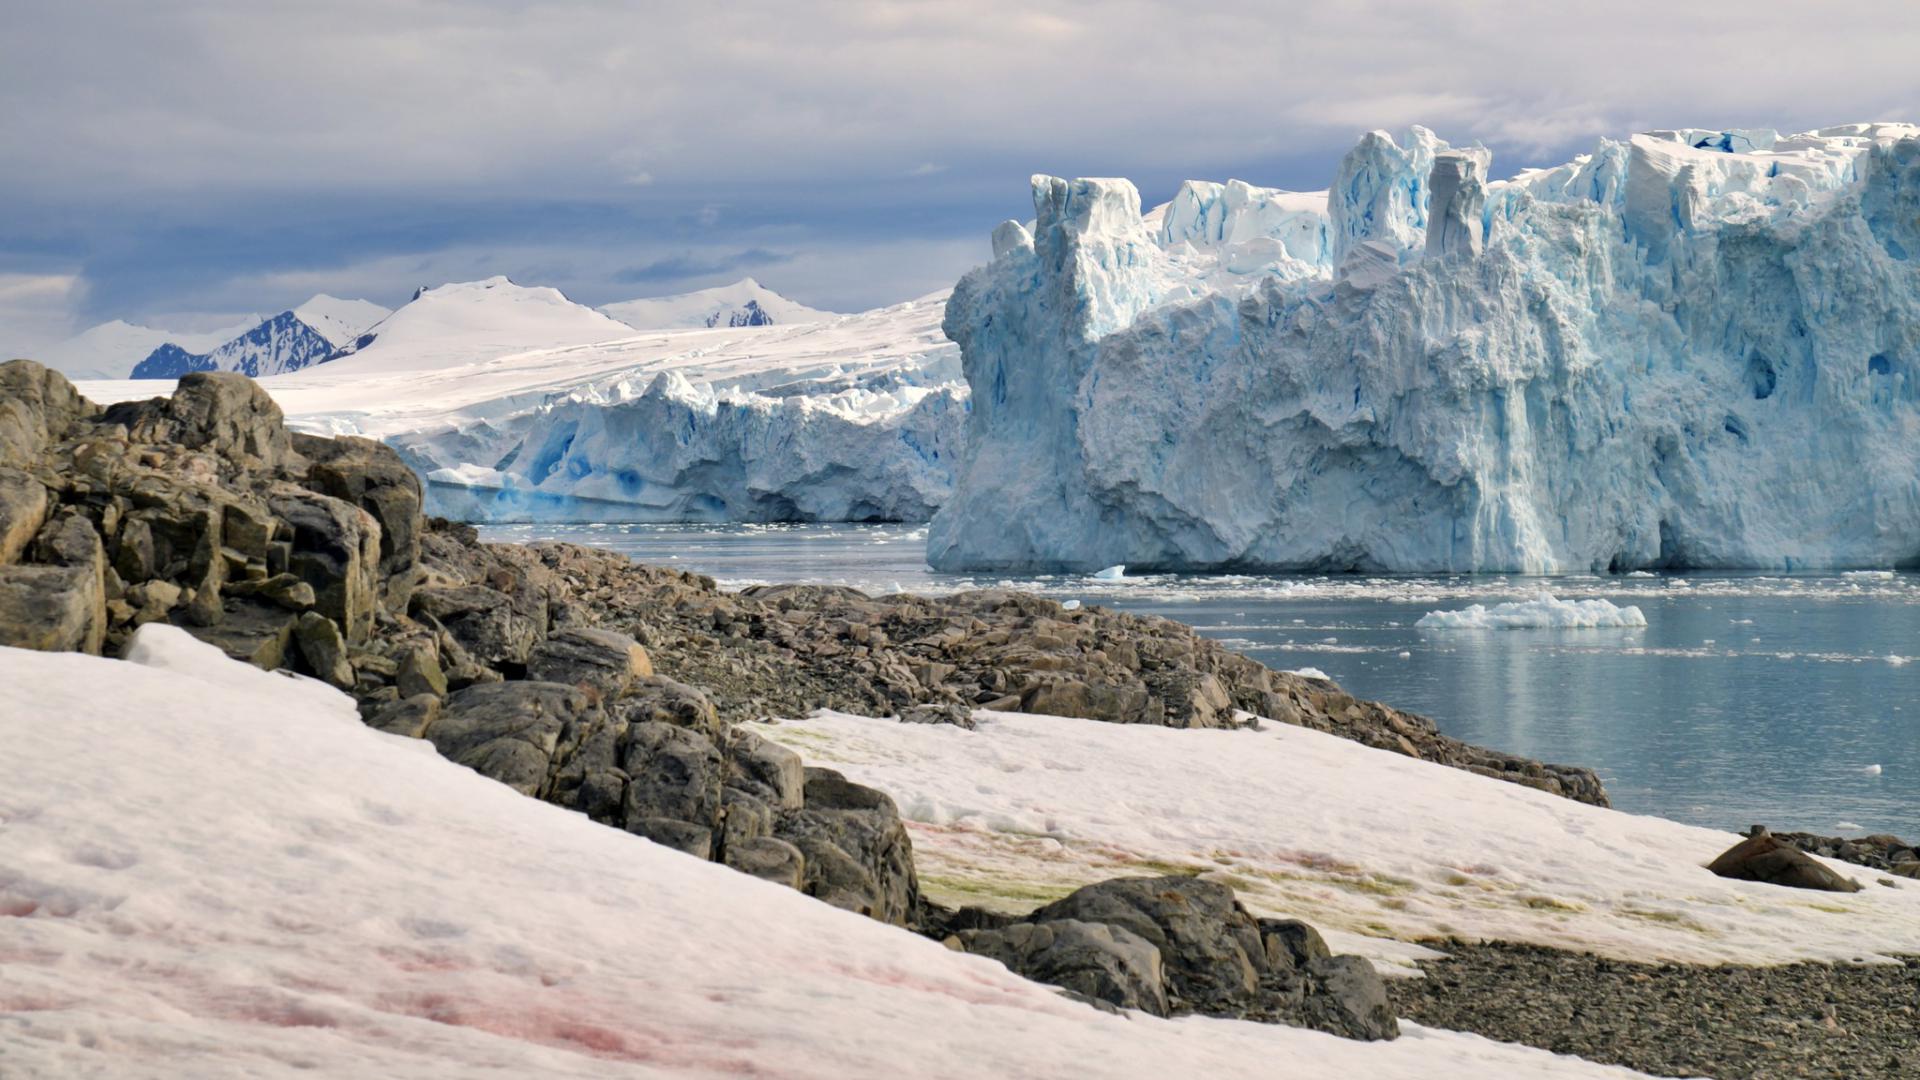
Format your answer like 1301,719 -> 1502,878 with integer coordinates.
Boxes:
269,488 -> 380,643
620,720 -> 726,859
955,919 -> 1169,1015
614,675 -> 723,739
183,597 -> 299,670
0,468 -> 49,565
0,563 -> 102,653
396,644 -> 448,698
775,767 -> 919,925
294,612 -> 354,689
0,359 -> 94,466
1030,875 -> 1265,1011
427,681 -> 598,796
1707,829 -> 1864,892
724,728 -> 805,811
723,835 -> 807,889
527,626 -> 653,698
165,372 -> 292,471
293,433 -> 422,610
411,584 -> 542,669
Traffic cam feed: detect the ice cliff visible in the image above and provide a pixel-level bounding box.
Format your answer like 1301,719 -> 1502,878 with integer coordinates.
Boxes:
930,124 -> 1920,572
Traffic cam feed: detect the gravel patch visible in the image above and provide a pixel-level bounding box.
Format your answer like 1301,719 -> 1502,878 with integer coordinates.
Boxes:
1389,940 -> 1920,1079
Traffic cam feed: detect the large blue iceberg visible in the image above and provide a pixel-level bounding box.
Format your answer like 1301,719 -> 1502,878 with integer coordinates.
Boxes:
929,124 -> 1920,572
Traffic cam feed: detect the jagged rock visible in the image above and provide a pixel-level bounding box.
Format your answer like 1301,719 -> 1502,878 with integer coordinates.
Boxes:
269,488 -> 379,643
411,584 -> 541,669
775,767 -> 919,925
0,359 -> 94,465
527,626 -> 653,698
0,469 -> 49,565
164,372 -> 292,471
620,720 -> 726,859
1707,829 -> 1864,893
426,681 -> 597,796
294,433 -> 421,611
724,728 -> 805,810
396,644 -> 448,698
1025,875 -> 1397,1040
954,919 -> 1169,1015
900,702 -> 975,729
294,612 -> 354,689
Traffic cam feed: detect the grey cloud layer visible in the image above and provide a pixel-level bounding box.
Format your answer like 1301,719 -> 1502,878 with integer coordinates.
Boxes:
2,0 -> 1916,343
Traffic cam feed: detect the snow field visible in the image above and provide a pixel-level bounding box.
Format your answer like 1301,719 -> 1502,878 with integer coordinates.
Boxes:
750,710 -> 1920,970
0,627 -> 1652,1078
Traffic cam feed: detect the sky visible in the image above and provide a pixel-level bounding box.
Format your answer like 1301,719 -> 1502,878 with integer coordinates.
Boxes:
3,0 -> 1917,354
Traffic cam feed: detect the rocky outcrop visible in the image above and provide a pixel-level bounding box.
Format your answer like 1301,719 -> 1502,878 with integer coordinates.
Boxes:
948,875 -> 1398,1040
0,361 -> 1618,1042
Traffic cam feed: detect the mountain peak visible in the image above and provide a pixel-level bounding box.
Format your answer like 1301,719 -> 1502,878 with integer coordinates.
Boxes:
601,278 -> 839,331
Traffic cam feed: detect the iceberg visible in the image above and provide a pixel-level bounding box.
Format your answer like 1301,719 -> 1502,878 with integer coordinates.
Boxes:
930,124 -> 1920,573
1415,593 -> 1648,630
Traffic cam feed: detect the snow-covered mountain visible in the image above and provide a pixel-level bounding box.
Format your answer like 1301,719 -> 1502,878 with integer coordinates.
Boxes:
931,123 -> 1920,573
601,277 -> 838,330
31,317 -> 257,380
123,295 -> 391,379
324,276 -> 635,373
74,288 -> 966,524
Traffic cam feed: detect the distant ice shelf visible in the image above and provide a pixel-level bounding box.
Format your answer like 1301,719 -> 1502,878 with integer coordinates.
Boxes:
930,123 -> 1920,573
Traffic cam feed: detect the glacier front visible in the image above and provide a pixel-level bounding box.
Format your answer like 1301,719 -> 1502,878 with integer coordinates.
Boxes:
930,124 -> 1920,573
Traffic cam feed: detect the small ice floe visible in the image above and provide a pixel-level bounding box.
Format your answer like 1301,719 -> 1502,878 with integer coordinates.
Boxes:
1862,764 -> 1884,776
1061,599 -> 1082,611
1092,564 -> 1126,580
1890,655 -> 1912,667
1397,651 -> 1412,659
1837,822 -> 1866,832
1284,667 -> 1331,681
1416,592 -> 1647,630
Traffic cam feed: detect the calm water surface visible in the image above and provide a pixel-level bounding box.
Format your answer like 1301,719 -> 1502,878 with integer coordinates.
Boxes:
484,523 -> 1920,839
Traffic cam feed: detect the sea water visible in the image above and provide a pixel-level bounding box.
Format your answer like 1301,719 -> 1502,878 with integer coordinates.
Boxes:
484,523 -> 1920,840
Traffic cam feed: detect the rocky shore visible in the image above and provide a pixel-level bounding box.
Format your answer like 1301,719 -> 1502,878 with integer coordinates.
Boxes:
2,358 -> 1900,1073
1390,941 -> 1920,1079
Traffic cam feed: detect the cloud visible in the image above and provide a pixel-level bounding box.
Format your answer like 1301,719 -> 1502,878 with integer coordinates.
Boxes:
1,0 -> 1917,329
0,272 -> 86,355
612,248 -> 793,286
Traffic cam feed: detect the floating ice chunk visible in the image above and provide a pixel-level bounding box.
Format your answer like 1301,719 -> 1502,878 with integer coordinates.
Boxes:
1397,651 -> 1412,659
1416,592 -> 1648,630
1061,599 -> 1082,610
1843,570 -> 1897,580
1890,656 -> 1912,667
1284,667 -> 1332,681
1092,564 -> 1127,580
1837,822 -> 1866,832
1862,764 -> 1884,776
